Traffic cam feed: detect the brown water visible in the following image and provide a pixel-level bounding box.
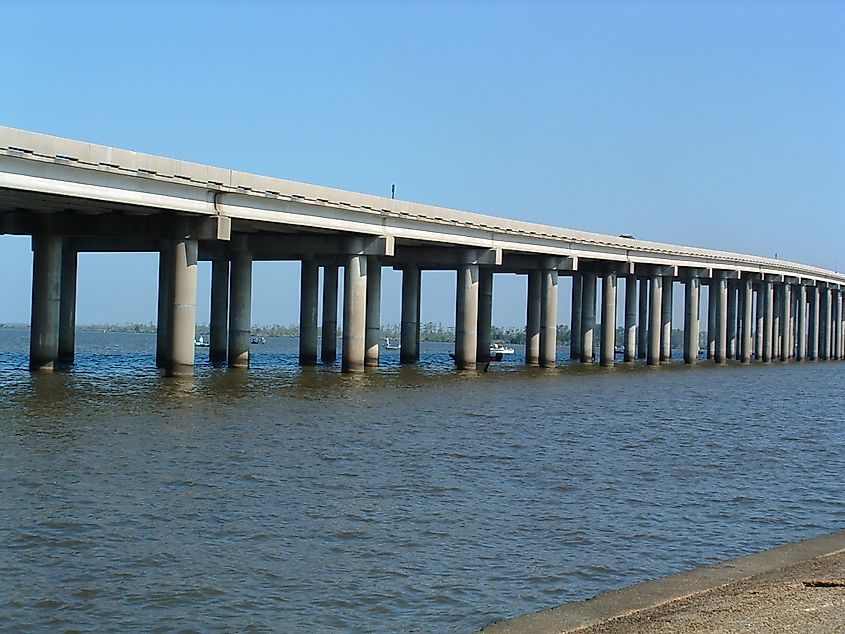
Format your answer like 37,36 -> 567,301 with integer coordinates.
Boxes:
1,329 -> 843,632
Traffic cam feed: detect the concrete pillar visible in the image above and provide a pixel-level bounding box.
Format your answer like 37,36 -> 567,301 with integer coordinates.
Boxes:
540,269 -> 558,367
624,276 -> 637,362
637,278 -> 648,359
727,281 -> 738,359
525,270 -> 541,366
580,272 -> 596,363
762,280 -> 774,362
808,286 -> 819,361
342,252 -> 367,373
165,238 -> 198,377
57,242 -> 77,365
796,285 -> 807,361
740,279 -> 753,363
400,265 -> 421,364
754,285 -> 764,360
454,263 -> 479,370
780,284 -> 791,362
209,259 -> 229,365
600,272 -> 617,367
714,276 -> 728,364
476,267 -> 493,364
321,265 -> 339,363
647,274 -> 662,365
773,285 -> 782,361
227,251 -> 252,368
821,287 -> 832,360
570,275 -> 582,360
707,281 -> 717,359
155,245 -> 173,369
835,290 -> 843,361
364,258 -> 382,368
29,234 -> 62,372
683,276 -> 700,364
299,259 -> 319,366
660,276 -> 673,361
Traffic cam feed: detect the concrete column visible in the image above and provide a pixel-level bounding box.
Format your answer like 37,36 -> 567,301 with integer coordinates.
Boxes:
580,272 -> 597,363
342,252 -> 367,373
796,285 -> 807,361
57,242 -> 77,365
321,265 -> 339,363
660,276 -> 673,361
600,272 -> 617,367
364,258 -> 382,368
540,269 -> 558,367
647,274 -> 662,365
525,270 -> 541,366
727,281 -> 738,359
808,286 -> 819,361
707,281 -> 717,359
476,267 -> 493,364
155,245 -> 174,369
299,259 -> 319,366
836,291 -> 843,360
227,251 -> 252,368
754,285 -> 764,360
209,259 -> 229,365
454,263 -> 479,370
637,278 -> 648,359
165,238 -> 198,377
821,287 -> 832,360
773,285 -> 782,361
762,280 -> 774,362
29,234 -> 62,372
714,276 -> 728,364
780,284 -> 791,362
740,279 -> 753,363
570,275 -> 583,360
683,276 -> 700,364
624,276 -> 637,362
399,265 -> 421,363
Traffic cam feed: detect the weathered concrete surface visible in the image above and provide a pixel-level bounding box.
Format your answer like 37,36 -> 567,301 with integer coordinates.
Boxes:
480,530 -> 845,634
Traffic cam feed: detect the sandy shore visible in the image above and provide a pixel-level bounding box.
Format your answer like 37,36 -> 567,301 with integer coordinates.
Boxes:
480,530 -> 845,634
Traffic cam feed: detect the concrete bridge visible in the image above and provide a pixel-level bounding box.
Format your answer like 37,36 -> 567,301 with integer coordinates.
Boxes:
1,126 -> 844,376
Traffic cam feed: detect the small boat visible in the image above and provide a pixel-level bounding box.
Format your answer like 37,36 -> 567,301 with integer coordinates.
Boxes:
195,335 -> 210,347
383,337 -> 401,350
489,342 -> 515,361
251,336 -> 267,344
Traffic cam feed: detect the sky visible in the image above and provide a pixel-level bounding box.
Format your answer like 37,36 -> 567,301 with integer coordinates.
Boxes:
1,0 -> 843,328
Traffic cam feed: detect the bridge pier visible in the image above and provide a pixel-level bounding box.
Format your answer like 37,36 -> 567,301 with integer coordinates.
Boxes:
209,259 -> 229,365
761,280 -> 774,362
540,267 -> 558,367
808,285 -> 819,360
477,267 -> 493,364
600,271 -> 617,367
321,264 -> 339,363
796,284 -> 807,361
821,286 -> 832,360
525,270 -> 541,366
165,237 -> 198,377
780,283 -> 792,362
156,245 -> 173,369
29,234 -> 62,372
299,259 -> 319,366
683,276 -> 700,364
660,275 -> 673,362
706,280 -> 716,360
835,290 -> 843,360
624,275 -> 637,362
399,265 -> 420,363
754,283 -> 764,360
647,273 -> 662,365
727,280 -> 738,359
637,277 -> 648,359
228,250 -> 252,368
342,250 -> 367,373
773,284 -> 783,360
714,275 -> 728,364
364,257 -> 381,368
580,272 -> 596,363
455,262 -> 479,370
570,274 -> 582,361
740,278 -> 753,362
57,242 -> 77,365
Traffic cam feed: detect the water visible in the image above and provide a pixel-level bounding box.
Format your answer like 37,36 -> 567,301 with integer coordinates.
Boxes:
1,329 -> 843,632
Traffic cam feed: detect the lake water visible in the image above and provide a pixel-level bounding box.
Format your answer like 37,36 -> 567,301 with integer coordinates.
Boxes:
1,329 -> 843,632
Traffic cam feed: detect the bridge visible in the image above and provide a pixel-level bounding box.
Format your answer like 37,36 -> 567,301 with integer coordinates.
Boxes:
1,126 -> 843,375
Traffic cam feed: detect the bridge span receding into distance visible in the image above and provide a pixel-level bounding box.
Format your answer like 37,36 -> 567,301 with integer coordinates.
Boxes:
1,125 -> 843,376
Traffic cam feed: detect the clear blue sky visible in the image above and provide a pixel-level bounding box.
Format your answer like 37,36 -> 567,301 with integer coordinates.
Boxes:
2,0 -> 843,327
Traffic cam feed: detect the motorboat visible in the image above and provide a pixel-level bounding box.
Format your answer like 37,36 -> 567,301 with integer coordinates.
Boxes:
383,337 -> 401,350
251,335 -> 267,344
489,342 -> 515,361
194,335 -> 210,347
